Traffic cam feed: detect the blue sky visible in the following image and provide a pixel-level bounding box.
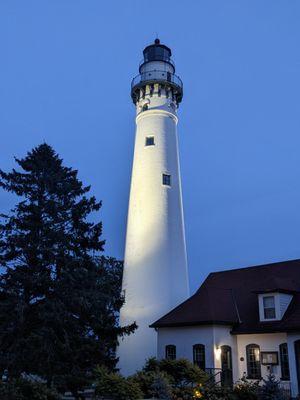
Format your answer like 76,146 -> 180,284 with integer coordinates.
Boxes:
1,1 -> 300,292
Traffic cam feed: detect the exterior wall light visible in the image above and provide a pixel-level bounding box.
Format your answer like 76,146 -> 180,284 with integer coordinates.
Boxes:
215,346 -> 221,360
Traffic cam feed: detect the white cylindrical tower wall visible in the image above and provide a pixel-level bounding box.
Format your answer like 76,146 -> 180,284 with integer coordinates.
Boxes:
118,41 -> 189,376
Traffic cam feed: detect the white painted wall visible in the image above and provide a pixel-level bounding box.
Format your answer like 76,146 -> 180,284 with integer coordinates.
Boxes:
157,326 -> 215,370
118,58 -> 189,376
236,333 -> 287,381
157,326 -> 299,395
287,333 -> 300,397
157,325 -> 239,382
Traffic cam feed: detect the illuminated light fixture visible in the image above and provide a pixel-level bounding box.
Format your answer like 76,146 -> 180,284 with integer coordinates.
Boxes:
215,346 -> 221,360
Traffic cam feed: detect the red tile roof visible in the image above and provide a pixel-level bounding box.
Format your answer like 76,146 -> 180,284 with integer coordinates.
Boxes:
150,259 -> 300,334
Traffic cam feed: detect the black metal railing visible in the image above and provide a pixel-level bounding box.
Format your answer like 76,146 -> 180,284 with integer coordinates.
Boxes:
131,70 -> 183,91
204,368 -> 233,388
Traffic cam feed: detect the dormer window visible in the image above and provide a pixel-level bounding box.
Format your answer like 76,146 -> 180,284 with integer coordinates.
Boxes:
258,292 -> 293,322
263,296 -> 276,319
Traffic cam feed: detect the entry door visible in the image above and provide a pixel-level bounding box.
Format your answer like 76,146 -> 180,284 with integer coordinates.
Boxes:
295,340 -> 300,395
221,345 -> 233,387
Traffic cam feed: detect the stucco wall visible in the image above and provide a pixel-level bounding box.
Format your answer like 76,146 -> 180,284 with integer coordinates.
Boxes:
236,332 -> 287,381
287,333 -> 300,397
157,327 -> 300,396
157,325 -> 239,381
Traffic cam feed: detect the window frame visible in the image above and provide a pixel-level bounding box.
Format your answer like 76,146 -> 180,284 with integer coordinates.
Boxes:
246,344 -> 262,380
279,343 -> 290,381
145,136 -> 155,147
263,296 -> 276,320
193,344 -> 205,371
162,173 -> 171,187
165,344 -> 176,360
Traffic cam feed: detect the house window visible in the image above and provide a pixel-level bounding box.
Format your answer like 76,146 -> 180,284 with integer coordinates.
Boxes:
263,296 -> 276,319
279,343 -> 290,380
193,344 -> 205,370
246,344 -> 261,379
165,345 -> 176,360
145,136 -> 155,146
162,174 -> 171,186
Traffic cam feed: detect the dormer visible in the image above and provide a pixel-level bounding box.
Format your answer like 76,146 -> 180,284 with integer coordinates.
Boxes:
257,291 -> 293,322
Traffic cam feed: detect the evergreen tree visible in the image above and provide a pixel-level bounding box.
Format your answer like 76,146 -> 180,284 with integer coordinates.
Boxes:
0,144 -> 135,398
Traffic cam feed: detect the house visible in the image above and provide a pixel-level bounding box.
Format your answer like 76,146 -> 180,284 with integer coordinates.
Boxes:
150,259 -> 300,398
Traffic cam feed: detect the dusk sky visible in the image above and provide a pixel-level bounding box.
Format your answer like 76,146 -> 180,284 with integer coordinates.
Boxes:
1,1 -> 300,293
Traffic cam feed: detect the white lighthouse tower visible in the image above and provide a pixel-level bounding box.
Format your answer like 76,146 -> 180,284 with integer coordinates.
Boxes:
118,39 -> 189,375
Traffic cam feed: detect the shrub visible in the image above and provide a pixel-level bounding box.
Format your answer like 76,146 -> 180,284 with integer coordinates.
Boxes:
0,378 -> 59,400
143,357 -> 207,388
131,369 -> 172,398
132,357 -> 208,399
150,372 -> 172,399
95,366 -> 142,400
232,376 -> 259,400
200,385 -> 234,400
258,374 -> 285,400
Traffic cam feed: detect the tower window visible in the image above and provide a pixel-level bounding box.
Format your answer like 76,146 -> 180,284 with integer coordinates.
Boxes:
162,174 -> 171,186
145,136 -> 155,146
165,345 -> 176,360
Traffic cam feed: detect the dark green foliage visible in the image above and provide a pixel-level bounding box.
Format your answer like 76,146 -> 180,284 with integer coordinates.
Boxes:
259,374 -> 285,400
131,370 -> 172,399
150,372 -> 172,399
200,385 -> 234,400
0,144 -> 136,397
143,357 -> 207,388
132,357 -> 207,399
232,376 -> 259,400
0,378 -> 59,400
94,366 -> 143,400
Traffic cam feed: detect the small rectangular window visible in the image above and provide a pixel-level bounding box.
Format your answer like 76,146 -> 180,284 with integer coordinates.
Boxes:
145,136 -> 155,146
165,345 -> 176,360
162,174 -> 171,186
279,343 -> 290,380
263,296 -> 276,319
193,344 -> 205,370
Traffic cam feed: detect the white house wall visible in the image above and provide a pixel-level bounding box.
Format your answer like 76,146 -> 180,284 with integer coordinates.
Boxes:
157,326 -> 215,370
236,333 -> 287,381
157,327 -> 300,394
157,325 -> 238,382
287,333 -> 300,398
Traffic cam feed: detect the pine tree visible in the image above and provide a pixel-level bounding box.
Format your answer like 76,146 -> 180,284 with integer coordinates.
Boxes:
0,144 -> 136,398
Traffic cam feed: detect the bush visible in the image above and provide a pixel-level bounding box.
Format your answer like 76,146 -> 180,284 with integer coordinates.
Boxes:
200,385 -> 234,400
258,374 -> 285,400
131,357 -> 208,399
150,372 -> 172,399
143,357 -> 207,388
95,366 -> 142,400
232,376 -> 259,400
131,370 -> 172,398
0,378 -> 59,400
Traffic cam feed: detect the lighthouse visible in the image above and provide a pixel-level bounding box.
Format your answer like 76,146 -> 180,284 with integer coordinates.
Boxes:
118,39 -> 189,375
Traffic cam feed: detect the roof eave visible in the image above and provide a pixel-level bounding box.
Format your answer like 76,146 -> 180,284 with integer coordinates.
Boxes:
150,320 -> 237,329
